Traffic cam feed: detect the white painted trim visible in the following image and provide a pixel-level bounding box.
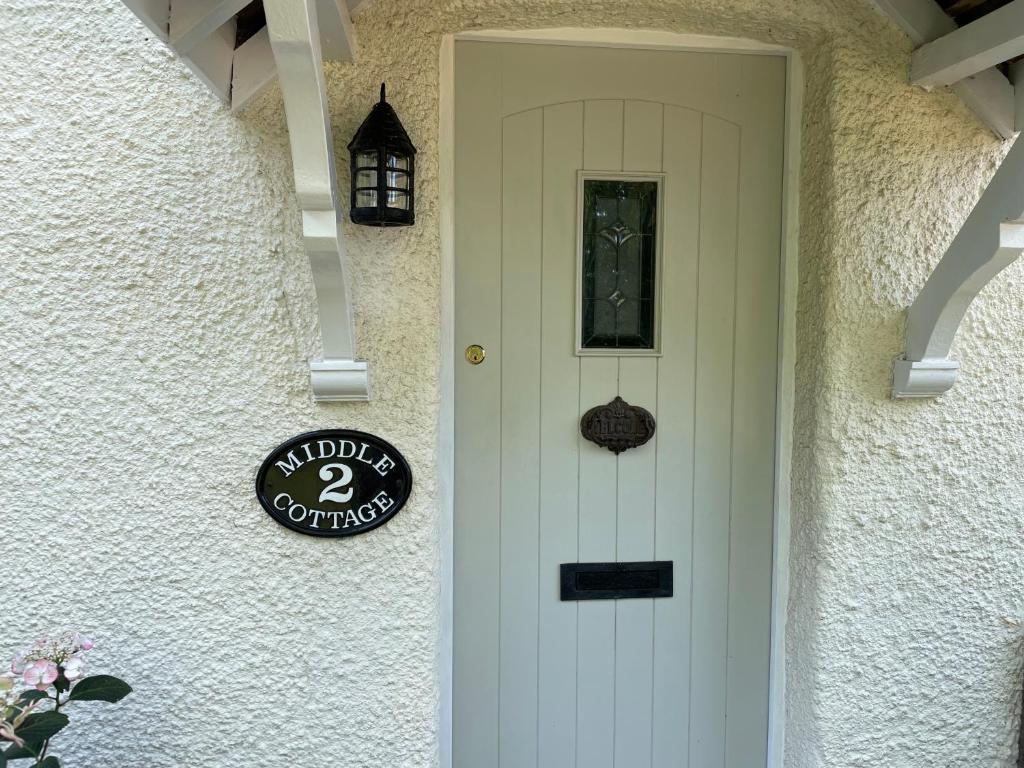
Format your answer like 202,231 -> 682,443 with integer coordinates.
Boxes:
437,28 -> 802,768
264,0 -> 369,401
769,48 -> 802,768
458,27 -> 795,55
892,136 -> 1024,398
315,0 -> 358,61
231,27 -> 278,113
437,33 -> 456,768
574,171 -> 666,357
870,0 -> 1017,139
177,20 -> 236,104
911,0 -> 1024,89
170,0 -> 250,52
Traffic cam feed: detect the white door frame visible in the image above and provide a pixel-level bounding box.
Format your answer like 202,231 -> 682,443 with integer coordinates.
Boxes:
437,28 -> 803,768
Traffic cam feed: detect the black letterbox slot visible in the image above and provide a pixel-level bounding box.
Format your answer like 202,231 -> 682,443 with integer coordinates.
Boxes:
560,561 -> 673,601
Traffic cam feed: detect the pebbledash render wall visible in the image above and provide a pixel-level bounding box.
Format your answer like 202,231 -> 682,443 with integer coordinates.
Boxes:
2,0 -> 1024,766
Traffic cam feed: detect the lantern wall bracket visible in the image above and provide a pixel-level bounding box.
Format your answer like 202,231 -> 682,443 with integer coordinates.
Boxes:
892,134 -> 1024,399
264,0 -> 369,401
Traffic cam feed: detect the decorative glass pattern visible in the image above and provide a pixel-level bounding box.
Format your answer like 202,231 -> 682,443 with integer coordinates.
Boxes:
581,179 -> 658,349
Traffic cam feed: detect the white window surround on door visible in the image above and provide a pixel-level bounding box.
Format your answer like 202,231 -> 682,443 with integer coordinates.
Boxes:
437,28 -> 803,768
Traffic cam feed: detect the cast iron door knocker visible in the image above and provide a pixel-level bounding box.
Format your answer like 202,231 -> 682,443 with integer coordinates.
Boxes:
580,396 -> 656,454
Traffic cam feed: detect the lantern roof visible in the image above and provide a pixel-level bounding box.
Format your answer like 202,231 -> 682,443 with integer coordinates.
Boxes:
347,84 -> 417,156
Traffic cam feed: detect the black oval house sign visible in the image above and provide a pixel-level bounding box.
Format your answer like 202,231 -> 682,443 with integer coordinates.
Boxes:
256,430 -> 412,537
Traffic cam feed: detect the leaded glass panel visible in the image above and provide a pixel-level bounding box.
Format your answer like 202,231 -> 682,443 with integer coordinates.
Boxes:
580,179 -> 658,349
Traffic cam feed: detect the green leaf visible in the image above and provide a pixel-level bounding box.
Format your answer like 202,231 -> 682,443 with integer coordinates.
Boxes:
16,691 -> 47,704
67,676 -> 131,704
12,712 -> 68,744
37,757 -> 60,767
3,740 -> 40,760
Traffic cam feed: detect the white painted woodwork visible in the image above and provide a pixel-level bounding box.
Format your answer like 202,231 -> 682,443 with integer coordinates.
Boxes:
911,0 -> 1024,88
453,41 -> 786,767
170,0 -> 251,51
231,27 -> 277,112
180,21 -> 237,104
872,0 -> 1016,138
264,0 -> 368,400
893,134 -> 1024,397
873,0 -> 1024,396
315,0 -> 358,60
1012,60 -> 1024,133
122,0 -> 356,108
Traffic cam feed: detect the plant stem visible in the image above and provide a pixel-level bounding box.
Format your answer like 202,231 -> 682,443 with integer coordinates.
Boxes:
35,694 -> 60,766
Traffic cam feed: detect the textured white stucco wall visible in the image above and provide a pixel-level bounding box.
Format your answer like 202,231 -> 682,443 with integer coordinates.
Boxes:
2,0 -> 1023,766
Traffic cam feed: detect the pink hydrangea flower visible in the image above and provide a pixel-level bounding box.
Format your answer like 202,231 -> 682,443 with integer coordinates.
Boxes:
22,660 -> 58,690
62,656 -> 85,681
73,634 -> 93,652
9,653 -> 26,675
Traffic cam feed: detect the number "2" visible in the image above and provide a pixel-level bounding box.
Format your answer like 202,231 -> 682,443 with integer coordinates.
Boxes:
318,463 -> 354,503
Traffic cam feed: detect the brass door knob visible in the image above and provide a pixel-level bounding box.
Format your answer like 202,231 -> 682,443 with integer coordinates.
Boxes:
465,344 -> 486,365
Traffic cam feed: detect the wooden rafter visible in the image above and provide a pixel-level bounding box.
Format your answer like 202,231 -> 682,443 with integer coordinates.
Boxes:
873,0 -> 1016,137
912,0 -> 1024,87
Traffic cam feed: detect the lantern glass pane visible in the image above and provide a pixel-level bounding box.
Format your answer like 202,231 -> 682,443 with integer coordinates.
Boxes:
387,154 -> 410,170
356,189 -> 378,208
386,190 -> 410,210
356,151 -> 378,168
356,169 -> 377,188
386,170 -> 409,190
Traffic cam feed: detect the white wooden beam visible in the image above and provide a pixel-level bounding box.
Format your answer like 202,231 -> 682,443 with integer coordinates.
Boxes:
893,134 -> 1024,397
911,0 -> 1024,88
315,0 -> 357,61
872,0 -> 1017,139
264,0 -> 369,401
231,27 -> 277,112
170,0 -> 250,52
178,20 -> 236,104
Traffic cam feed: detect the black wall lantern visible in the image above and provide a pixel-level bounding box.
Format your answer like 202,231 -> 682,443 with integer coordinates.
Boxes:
348,83 -> 416,227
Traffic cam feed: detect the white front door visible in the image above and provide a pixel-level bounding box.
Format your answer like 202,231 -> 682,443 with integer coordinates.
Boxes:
453,40 -> 786,768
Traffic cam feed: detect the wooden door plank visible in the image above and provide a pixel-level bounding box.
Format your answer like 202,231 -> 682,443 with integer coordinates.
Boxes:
652,105 -> 702,768
538,101 -> 585,768
614,358 -> 658,768
499,107 -> 545,768
724,56 -> 786,768
689,114 -> 741,768
584,100 -> 625,172
612,99 -> 663,768
453,41 -> 503,768
576,98 -> 624,768
576,356 -> 619,768
623,100 -> 664,173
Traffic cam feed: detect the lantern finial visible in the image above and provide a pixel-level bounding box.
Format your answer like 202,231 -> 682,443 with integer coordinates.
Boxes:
380,82 -> 386,103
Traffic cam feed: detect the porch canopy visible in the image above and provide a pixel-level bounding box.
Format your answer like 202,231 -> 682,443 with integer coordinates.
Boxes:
122,0 -> 1024,400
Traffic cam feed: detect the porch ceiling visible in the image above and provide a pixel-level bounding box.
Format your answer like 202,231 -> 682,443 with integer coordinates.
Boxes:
938,0 -> 1015,26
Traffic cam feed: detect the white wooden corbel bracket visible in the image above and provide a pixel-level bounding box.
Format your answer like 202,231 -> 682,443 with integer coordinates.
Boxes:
893,135 -> 1024,398
264,0 -> 369,401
